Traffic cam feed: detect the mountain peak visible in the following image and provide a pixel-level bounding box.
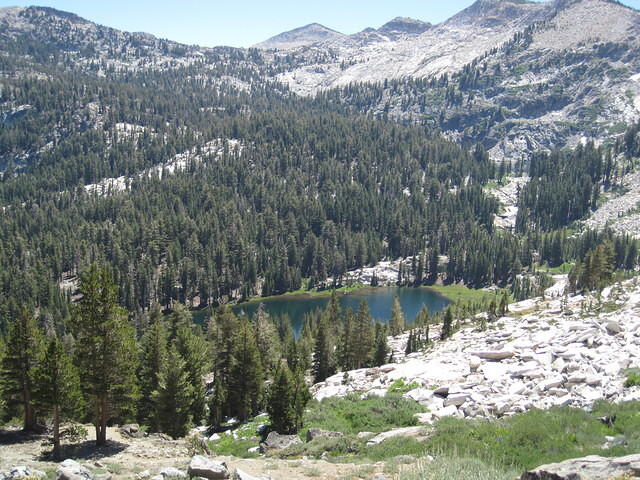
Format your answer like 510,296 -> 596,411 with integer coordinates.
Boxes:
447,0 -> 553,28
253,23 -> 345,50
377,17 -> 432,38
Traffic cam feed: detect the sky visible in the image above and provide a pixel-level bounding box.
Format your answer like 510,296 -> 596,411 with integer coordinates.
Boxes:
1,0 -> 639,48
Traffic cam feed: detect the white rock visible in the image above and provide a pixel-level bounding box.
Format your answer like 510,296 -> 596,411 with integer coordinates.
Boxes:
443,394 -> 469,407
538,376 -> 564,391
404,387 -> 435,403
471,350 -> 514,361
433,405 -> 459,419
366,426 -> 425,445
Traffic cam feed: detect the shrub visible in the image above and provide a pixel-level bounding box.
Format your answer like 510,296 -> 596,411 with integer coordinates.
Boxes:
387,379 -> 420,394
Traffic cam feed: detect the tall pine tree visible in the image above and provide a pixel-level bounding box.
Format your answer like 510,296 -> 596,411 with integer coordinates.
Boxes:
72,265 -> 139,446
389,297 -> 405,336
0,308 -> 44,431
154,346 -> 193,438
34,337 -> 84,460
137,306 -> 168,430
228,319 -> 263,421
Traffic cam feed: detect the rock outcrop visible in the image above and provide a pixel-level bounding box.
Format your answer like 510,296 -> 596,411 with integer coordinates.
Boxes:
521,453 -> 640,480
0,467 -> 46,480
312,278 -> 640,421
187,456 -> 229,480
57,460 -> 93,480
259,432 -> 302,453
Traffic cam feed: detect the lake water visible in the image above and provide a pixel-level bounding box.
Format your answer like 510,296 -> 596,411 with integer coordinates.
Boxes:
228,287 -> 450,335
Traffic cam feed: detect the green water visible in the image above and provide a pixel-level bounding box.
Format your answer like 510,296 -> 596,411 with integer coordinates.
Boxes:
194,287 -> 450,335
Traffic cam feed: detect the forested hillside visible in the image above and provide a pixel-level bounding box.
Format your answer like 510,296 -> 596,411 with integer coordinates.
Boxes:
1,6 -> 639,334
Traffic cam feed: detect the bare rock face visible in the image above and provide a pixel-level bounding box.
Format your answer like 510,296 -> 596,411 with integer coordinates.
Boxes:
56,460 -> 93,480
520,453 -> 640,480
259,432 -> 302,453
119,424 -> 144,438
365,426 -> 426,446
187,456 -> 229,480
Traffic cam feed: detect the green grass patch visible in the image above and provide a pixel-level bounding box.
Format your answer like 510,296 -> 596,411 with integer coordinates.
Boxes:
208,433 -> 260,458
623,369 -> 640,388
425,402 -> 640,471
425,284 -> 498,305
540,262 -> 574,274
206,415 -> 268,458
363,437 -> 426,461
401,454 -> 518,480
303,393 -> 426,437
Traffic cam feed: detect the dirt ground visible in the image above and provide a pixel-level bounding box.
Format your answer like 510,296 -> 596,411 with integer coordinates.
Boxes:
0,426 -> 405,480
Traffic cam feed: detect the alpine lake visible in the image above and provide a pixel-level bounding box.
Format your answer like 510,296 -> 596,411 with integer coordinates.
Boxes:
193,287 -> 451,335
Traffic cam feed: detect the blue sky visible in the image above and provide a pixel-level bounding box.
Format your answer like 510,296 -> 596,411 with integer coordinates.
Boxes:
2,0 -> 638,48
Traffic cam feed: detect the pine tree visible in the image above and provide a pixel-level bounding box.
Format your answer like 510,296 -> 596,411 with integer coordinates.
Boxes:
290,366 -> 311,433
137,306 -> 168,430
175,324 -> 209,426
0,308 -> 44,431
34,337 -> 84,460
441,307 -> 454,340
168,303 -> 192,341
498,292 -> 509,317
352,301 -> 374,368
207,374 -> 227,428
373,322 -> 388,366
228,319 -> 263,421
416,306 -> 430,344
72,265 -> 139,446
312,318 -> 332,383
389,297 -> 405,336
267,361 -> 294,434
154,346 -> 193,438
254,304 -> 282,375
338,308 -> 355,371
267,361 -> 310,435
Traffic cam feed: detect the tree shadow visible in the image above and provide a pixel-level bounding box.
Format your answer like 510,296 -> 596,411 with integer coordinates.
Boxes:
0,428 -> 46,445
40,439 -> 129,461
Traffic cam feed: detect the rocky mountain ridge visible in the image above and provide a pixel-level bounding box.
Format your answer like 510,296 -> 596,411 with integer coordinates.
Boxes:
259,0 -> 640,165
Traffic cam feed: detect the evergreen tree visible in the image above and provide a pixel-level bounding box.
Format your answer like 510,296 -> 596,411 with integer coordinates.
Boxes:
337,308 -> 355,371
228,319 -> 263,421
441,307 -> 454,340
168,303 -> 192,341
312,318 -> 333,383
34,337 -> 84,460
175,324 -> 209,426
0,308 -> 44,431
267,361 -> 311,435
373,322 -> 388,366
207,374 -> 227,428
253,304 -> 282,375
352,301 -> 374,368
389,297 -> 405,336
137,306 -> 168,430
416,305 -> 431,344
72,265 -> 139,446
498,292 -> 509,317
154,346 -> 193,438
267,361 -> 294,434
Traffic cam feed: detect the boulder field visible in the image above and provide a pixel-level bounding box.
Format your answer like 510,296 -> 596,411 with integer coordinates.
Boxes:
312,278 -> 640,422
